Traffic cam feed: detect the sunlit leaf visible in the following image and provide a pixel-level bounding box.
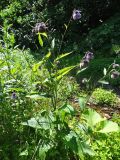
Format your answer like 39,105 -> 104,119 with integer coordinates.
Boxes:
78,97 -> 86,111
55,52 -> 72,61
55,66 -> 75,81
77,67 -> 87,75
40,32 -> 48,38
83,109 -> 105,127
19,149 -> 28,156
38,33 -> 43,47
103,68 -> 107,76
64,24 -> 68,30
98,80 -> 109,85
51,38 -> 55,49
98,121 -> 120,133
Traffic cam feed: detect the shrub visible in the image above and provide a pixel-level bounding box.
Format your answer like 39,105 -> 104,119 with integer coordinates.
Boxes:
91,88 -> 118,106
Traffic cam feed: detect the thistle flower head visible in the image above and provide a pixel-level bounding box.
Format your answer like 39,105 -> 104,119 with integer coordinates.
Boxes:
11,91 -> 17,99
72,9 -> 81,20
84,51 -> 94,61
111,71 -> 120,79
112,63 -> 119,69
34,22 -> 47,33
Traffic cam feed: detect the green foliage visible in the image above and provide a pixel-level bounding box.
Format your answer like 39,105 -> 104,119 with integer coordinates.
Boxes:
0,0 -> 120,51
88,113 -> 120,160
0,5 -> 120,160
91,88 -> 118,106
79,13 -> 120,56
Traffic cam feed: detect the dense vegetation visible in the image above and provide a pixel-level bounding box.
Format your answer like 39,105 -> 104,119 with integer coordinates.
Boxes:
0,1 -> 120,160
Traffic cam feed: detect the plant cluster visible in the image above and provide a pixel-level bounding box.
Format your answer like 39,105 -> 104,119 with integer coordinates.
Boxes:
0,6 -> 120,160
91,88 -> 118,107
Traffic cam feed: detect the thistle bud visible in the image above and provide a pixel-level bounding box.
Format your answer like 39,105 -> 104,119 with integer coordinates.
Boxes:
112,63 -> 119,69
84,51 -> 94,61
72,9 -> 81,20
80,59 -> 89,68
111,71 -> 120,79
34,22 -> 47,33
11,91 -> 17,99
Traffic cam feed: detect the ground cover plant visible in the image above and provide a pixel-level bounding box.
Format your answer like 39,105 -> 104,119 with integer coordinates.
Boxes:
0,2 -> 120,160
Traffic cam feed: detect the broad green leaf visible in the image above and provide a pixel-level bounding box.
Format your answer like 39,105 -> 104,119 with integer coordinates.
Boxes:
58,104 -> 75,121
38,33 -> 43,47
81,141 -> 95,156
64,131 -> 78,153
78,97 -> 86,111
39,144 -> 51,160
83,109 -> 105,127
55,52 -> 72,61
98,121 -> 119,133
22,118 -> 40,129
59,104 -> 75,114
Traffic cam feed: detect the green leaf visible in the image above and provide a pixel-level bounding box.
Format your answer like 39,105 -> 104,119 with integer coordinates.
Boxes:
59,104 -> 75,114
98,80 -> 109,85
81,141 -> 95,156
39,144 -> 51,160
77,67 -> 87,75
55,66 -> 75,81
38,33 -> 43,47
78,97 -> 86,111
64,24 -> 68,30
103,68 -> 107,76
26,94 -> 46,100
98,121 -> 120,133
22,118 -> 40,129
32,52 -> 51,71
55,52 -> 72,61
51,38 -> 55,49
19,149 -> 28,156
33,61 -> 43,72
83,109 -> 105,127
40,32 -> 48,38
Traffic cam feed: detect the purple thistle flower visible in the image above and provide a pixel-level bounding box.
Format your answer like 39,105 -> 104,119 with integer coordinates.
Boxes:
34,22 -> 47,33
112,63 -> 119,69
72,9 -> 81,20
111,71 -> 120,79
11,91 -> 17,99
84,51 -> 94,61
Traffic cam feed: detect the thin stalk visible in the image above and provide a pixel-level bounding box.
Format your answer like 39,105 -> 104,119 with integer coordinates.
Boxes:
58,17 -> 72,54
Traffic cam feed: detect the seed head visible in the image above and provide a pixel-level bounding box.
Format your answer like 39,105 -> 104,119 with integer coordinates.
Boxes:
72,9 -> 81,20
112,63 -> 119,69
11,91 -> 17,99
84,51 -> 94,61
34,22 -> 47,33
111,71 -> 120,79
